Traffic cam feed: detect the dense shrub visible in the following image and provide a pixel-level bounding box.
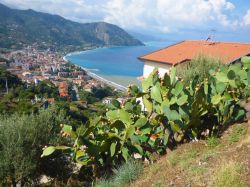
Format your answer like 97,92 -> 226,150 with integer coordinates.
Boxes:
92,86 -> 115,100
241,56 -> 250,67
96,160 -> 143,187
176,55 -> 223,85
0,106 -> 70,186
79,90 -> 99,104
0,80 -> 59,114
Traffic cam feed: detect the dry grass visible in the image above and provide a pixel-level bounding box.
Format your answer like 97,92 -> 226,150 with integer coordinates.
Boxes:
212,161 -> 247,187
130,122 -> 250,187
228,125 -> 248,144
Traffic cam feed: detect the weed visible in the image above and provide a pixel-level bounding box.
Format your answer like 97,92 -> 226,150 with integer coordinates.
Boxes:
95,179 -> 114,187
113,160 -> 143,186
189,165 -> 207,175
212,161 -> 247,187
152,180 -> 163,187
200,150 -> 215,162
179,149 -> 199,169
149,164 -> 162,175
167,152 -> 180,166
228,125 -> 247,144
167,149 -> 199,169
207,136 -> 220,148
96,160 -> 143,187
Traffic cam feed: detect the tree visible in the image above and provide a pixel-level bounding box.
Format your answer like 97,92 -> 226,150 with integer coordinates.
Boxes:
0,106 -> 70,186
0,67 -> 22,92
79,90 -> 99,104
92,86 -> 113,99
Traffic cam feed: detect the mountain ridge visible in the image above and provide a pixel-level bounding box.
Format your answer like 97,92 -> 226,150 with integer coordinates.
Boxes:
0,3 -> 144,52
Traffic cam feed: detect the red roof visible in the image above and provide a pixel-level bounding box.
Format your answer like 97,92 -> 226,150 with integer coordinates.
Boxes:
58,82 -> 68,88
139,40 -> 250,65
47,98 -> 55,102
58,82 -> 69,97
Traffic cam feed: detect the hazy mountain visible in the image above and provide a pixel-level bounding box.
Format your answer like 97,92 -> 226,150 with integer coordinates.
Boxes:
129,31 -> 162,42
0,3 -> 143,52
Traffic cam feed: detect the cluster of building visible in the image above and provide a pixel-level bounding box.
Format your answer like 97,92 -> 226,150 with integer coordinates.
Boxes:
1,47 -> 103,99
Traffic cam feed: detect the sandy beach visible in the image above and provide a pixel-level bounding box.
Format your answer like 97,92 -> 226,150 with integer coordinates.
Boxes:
63,53 -> 131,91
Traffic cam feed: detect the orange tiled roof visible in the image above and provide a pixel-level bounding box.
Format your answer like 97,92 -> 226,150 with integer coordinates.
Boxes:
47,98 -> 55,102
138,40 -> 250,65
58,82 -> 68,88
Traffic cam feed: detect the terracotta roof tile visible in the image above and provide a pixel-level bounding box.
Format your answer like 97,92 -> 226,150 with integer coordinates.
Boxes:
139,40 -> 250,65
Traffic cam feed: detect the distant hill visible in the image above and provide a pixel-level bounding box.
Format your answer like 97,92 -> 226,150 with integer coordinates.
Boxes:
0,3 -> 143,52
129,31 -> 161,42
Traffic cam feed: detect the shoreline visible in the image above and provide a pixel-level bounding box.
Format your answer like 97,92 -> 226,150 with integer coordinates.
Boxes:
63,47 -> 98,61
63,49 -> 128,91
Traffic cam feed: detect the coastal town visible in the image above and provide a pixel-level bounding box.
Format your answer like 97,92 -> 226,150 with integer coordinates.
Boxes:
1,1 -> 250,187
0,46 -> 124,102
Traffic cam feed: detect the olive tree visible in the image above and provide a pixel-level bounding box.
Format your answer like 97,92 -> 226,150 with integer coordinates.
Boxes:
0,106 -> 71,186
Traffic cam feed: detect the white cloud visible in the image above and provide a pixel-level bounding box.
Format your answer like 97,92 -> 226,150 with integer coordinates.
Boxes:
103,0 -> 238,32
243,10 -> 250,26
103,0 -> 150,29
0,0 -> 106,22
226,2 -> 235,10
0,0 -> 243,32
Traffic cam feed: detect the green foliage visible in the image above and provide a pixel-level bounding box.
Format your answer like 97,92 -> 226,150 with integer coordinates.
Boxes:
79,86 -> 120,104
33,80 -> 59,99
206,136 -> 220,148
95,179 -> 113,187
176,55 -> 223,85
0,80 -> 59,114
42,59 -> 249,178
79,90 -> 99,104
0,106 -> 70,186
92,86 -> 115,100
0,67 -> 22,92
96,160 -> 143,187
228,125 -> 247,144
112,160 -> 143,186
241,56 -> 250,69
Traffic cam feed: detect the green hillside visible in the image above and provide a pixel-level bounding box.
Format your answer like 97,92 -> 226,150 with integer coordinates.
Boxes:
0,3 -> 143,51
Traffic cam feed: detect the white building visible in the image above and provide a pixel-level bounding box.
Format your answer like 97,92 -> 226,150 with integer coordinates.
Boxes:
138,40 -> 250,78
141,60 -> 172,78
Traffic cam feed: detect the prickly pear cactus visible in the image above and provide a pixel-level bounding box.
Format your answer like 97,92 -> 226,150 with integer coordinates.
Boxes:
42,61 -> 249,171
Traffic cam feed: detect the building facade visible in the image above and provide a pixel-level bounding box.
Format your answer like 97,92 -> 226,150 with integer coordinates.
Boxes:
139,40 -> 250,78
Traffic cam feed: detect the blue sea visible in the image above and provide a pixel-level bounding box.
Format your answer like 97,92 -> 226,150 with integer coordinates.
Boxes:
65,41 -> 174,87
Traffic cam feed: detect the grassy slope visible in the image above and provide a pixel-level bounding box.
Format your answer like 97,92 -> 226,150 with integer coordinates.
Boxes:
131,121 -> 250,187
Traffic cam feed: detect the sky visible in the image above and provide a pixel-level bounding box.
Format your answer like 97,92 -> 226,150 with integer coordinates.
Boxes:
1,0 -> 250,42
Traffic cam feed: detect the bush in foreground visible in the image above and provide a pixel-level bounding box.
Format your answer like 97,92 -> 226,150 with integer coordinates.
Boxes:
96,160 -> 143,187
176,55 -> 223,85
0,106 -> 70,186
